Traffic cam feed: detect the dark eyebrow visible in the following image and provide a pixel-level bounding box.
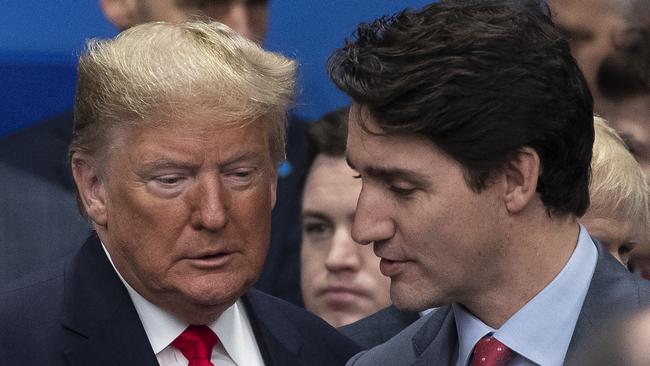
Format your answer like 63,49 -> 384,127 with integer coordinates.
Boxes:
366,166 -> 428,183
346,155 -> 429,185
301,211 -> 333,223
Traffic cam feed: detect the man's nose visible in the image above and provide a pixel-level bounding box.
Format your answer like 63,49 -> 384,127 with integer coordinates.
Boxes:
190,175 -> 229,231
324,227 -> 361,272
351,187 -> 396,245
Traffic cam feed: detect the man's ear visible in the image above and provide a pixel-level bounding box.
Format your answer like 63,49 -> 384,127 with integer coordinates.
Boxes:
71,152 -> 108,226
99,0 -> 140,30
270,169 -> 278,210
503,147 -> 541,213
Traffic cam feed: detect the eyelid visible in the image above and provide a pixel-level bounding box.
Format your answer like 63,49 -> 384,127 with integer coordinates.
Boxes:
154,174 -> 185,185
390,185 -> 417,196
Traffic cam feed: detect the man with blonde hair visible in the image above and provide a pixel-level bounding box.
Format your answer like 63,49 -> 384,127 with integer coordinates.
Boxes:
0,21 -> 359,366
1,1 -> 307,308
581,117 -> 650,267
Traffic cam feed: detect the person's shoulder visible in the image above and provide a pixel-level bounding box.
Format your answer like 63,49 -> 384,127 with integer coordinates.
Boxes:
246,288 -> 354,337
593,240 -> 650,302
0,258 -> 67,315
245,289 -> 361,362
0,258 -> 67,352
345,308 -> 442,366
0,111 -> 74,188
339,305 -> 420,349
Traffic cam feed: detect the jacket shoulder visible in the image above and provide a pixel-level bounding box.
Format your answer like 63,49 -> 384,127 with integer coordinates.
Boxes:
339,305 -> 419,349
0,260 -> 67,363
246,289 -> 361,365
346,310 -> 437,366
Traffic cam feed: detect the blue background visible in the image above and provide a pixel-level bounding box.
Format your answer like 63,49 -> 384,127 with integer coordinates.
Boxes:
0,0 -> 432,138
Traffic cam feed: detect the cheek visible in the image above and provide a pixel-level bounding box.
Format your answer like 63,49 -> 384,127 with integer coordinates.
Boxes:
300,244 -> 325,287
230,187 -> 274,261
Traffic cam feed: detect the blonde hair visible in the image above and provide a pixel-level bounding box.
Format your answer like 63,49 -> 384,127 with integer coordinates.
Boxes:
71,21 -> 296,166
589,116 -> 650,237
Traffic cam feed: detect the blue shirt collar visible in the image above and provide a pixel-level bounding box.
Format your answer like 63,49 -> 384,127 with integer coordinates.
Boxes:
454,225 -> 598,366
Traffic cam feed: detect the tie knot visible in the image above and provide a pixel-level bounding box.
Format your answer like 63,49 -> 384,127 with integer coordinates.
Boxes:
470,336 -> 514,366
172,325 -> 219,362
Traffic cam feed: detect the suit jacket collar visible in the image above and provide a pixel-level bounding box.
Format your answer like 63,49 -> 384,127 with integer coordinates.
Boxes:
381,306 -> 421,343
61,235 -> 158,366
411,240 -> 641,366
412,306 -> 457,366
243,289 -> 303,366
61,235 -> 309,366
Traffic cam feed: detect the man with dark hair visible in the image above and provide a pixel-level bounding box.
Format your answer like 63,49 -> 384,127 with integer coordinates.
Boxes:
328,0 -> 650,364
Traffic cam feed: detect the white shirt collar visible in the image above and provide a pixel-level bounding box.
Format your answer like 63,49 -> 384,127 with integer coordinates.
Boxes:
454,225 -> 598,366
101,243 -> 265,366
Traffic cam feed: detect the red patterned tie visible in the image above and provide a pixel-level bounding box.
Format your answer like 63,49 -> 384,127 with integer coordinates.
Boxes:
469,336 -> 514,366
172,325 -> 219,366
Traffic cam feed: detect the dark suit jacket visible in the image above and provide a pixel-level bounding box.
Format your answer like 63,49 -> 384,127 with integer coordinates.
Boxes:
346,241 -> 650,365
339,305 -> 420,349
0,235 -> 360,365
0,112 -> 308,306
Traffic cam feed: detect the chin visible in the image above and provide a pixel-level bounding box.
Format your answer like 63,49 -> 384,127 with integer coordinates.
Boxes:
391,286 -> 432,312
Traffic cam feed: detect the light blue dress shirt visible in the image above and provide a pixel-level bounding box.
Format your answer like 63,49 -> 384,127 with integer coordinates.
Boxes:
453,225 -> 598,366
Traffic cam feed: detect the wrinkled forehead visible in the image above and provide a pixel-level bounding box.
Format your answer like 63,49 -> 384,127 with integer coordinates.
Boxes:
98,109 -> 271,162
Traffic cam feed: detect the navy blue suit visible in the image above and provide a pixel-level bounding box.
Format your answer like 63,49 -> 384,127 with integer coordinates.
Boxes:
0,112 -> 308,306
0,235 -> 360,365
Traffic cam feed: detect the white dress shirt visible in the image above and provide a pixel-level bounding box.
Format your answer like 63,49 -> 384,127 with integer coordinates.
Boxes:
453,224 -> 598,366
102,244 -> 266,366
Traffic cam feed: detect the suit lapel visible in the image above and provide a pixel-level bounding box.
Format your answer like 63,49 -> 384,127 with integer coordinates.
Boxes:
61,235 -> 158,366
380,306 -> 420,343
412,306 -> 457,366
243,290 -> 303,366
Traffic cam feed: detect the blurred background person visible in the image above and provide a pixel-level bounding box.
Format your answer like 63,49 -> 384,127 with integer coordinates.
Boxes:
581,116 -> 650,267
593,1 -> 650,276
300,108 -> 391,327
595,0 -> 650,177
550,0 -> 650,277
99,0 -> 269,43
547,0 -> 630,113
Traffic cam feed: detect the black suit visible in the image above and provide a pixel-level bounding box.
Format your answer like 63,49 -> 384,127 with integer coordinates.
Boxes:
0,235 -> 360,365
339,305 -> 420,349
0,112 -> 308,306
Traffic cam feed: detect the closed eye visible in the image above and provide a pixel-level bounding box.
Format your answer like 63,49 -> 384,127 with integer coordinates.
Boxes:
389,185 -> 417,196
154,175 -> 185,186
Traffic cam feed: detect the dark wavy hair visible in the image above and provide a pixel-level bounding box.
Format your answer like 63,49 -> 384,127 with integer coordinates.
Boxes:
299,107 -> 349,194
328,0 -> 594,217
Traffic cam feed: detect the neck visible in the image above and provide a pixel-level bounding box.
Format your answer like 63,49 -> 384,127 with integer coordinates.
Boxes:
461,214 -> 580,328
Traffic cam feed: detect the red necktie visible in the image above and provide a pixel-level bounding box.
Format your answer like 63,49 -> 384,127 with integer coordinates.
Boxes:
469,336 -> 514,366
172,325 -> 219,366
